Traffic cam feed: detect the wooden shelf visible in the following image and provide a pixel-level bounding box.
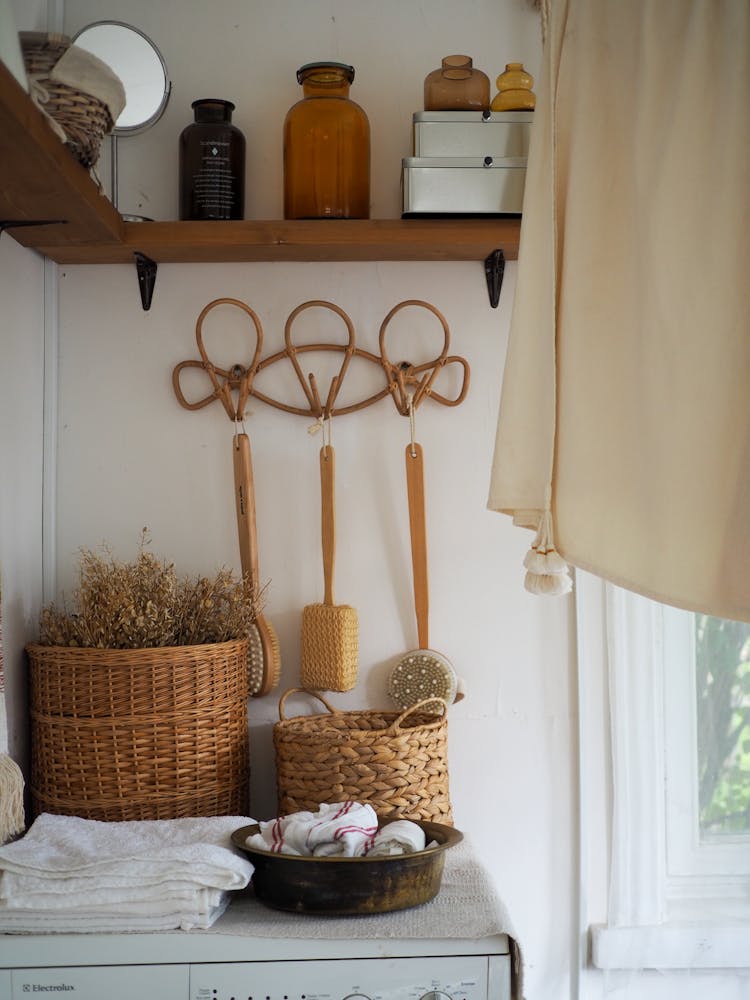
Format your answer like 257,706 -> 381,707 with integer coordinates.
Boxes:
0,59 -> 521,268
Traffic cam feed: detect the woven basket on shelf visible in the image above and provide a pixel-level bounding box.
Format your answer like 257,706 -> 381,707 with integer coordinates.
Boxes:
273,688 -> 453,825
27,639 -> 250,822
19,32 -> 114,168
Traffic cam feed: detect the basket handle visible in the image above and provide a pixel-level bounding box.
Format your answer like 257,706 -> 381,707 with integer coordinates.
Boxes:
277,686 -> 340,721
389,697 -> 448,733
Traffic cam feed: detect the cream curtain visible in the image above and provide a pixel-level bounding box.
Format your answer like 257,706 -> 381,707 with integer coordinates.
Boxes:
489,0 -> 750,621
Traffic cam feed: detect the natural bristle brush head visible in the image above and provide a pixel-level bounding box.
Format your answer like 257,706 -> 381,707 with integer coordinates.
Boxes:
247,618 -> 282,698
388,650 -> 457,714
300,602 -> 359,692
299,442 -> 359,692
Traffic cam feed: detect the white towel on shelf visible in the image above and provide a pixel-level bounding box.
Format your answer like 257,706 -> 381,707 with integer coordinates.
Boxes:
245,802 -> 378,857
0,883 -> 224,910
0,894 -> 230,933
365,820 -> 426,857
0,813 -> 254,932
0,813 -> 254,887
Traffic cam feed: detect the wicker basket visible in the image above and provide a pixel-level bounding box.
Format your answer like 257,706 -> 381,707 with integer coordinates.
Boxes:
273,688 -> 453,825
20,32 -> 115,168
27,639 -> 250,822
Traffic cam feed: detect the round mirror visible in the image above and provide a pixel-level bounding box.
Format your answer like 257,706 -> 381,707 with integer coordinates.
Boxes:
73,20 -> 171,134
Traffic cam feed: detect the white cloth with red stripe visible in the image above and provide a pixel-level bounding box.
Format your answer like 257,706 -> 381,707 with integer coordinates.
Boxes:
244,803 -> 426,858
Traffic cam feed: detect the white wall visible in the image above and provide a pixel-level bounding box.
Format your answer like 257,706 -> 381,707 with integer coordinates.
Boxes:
0,236 -> 45,781
1,4 -> 745,998
2,2 -> 580,998
56,2 -> 578,996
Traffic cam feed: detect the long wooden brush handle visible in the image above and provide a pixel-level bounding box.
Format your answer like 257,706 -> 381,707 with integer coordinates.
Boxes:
320,445 -> 336,606
233,433 -> 260,586
405,442 -> 429,649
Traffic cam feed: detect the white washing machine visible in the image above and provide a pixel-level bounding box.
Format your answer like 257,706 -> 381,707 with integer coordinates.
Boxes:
0,836 -> 517,1000
0,928 -> 512,1000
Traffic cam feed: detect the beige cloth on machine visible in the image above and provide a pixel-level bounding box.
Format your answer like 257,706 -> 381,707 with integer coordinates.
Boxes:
488,0 -> 750,621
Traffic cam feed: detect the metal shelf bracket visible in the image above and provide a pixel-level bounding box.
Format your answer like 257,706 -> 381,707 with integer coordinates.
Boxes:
134,251 -> 158,311
484,248 -> 506,308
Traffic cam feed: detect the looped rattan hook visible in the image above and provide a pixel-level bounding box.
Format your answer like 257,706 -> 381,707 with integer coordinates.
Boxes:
283,300 -> 356,419
379,299 -> 467,416
172,297 -> 264,421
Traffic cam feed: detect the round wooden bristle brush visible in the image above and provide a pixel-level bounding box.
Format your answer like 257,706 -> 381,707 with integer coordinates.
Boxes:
233,432 -> 281,697
388,438 -> 458,713
300,442 -> 359,692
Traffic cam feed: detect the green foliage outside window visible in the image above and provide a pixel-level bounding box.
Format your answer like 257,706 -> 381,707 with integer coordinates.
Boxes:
696,615 -> 750,836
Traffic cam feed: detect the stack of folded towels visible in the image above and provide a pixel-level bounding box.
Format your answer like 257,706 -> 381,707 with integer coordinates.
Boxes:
244,801 -> 428,857
0,812 -> 255,933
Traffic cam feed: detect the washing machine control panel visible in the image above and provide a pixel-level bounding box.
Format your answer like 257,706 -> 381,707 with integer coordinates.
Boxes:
190,955 -> 503,1000
9,949 -> 511,1000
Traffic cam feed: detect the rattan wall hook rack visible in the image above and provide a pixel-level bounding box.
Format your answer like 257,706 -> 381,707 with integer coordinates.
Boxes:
172,297 -> 471,421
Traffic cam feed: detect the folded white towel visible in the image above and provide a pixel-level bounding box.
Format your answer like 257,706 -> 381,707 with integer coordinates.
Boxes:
0,883 -> 224,910
245,802 -> 378,857
0,894 -> 229,933
0,812 -> 255,922
365,819 -> 426,857
0,872 -> 220,903
0,813 -> 254,888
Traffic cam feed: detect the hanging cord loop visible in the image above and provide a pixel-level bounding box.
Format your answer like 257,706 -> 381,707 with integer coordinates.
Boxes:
407,393 -> 417,458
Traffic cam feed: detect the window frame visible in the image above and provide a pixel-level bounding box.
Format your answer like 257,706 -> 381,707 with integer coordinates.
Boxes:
577,572 -> 750,971
662,606 -> 750,890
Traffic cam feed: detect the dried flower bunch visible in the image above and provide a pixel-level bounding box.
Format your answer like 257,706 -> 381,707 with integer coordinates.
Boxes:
39,532 -> 261,649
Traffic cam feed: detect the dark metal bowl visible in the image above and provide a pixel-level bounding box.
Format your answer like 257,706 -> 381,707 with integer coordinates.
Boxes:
231,819 -> 463,915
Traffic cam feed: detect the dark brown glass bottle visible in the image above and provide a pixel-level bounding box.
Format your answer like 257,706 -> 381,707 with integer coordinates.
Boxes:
283,62 -> 370,219
179,99 -> 245,220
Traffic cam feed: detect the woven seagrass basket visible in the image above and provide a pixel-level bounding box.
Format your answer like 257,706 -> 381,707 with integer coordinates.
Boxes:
27,639 -> 250,822
273,688 -> 453,825
20,32 -> 115,168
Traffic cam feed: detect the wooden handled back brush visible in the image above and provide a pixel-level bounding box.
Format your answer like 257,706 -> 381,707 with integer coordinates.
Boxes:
233,431 -> 281,697
300,441 -> 359,692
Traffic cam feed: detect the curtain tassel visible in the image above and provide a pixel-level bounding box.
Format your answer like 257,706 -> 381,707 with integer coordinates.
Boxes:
523,508 -> 573,596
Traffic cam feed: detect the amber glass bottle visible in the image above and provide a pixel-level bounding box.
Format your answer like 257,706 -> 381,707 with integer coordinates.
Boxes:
283,62 -> 370,219
491,63 -> 536,111
424,55 -> 490,111
179,99 -> 245,220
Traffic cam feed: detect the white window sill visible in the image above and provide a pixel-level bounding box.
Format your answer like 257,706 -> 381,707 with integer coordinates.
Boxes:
591,923 -> 750,970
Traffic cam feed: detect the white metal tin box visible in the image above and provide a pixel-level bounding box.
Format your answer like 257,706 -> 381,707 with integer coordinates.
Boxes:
412,111 -> 533,158
402,156 -> 527,215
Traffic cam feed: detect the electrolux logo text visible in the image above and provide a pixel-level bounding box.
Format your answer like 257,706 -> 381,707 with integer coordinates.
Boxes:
21,984 -> 75,992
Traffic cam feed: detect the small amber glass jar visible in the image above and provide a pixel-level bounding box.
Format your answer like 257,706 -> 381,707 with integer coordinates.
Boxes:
179,99 -> 245,220
424,55 -> 490,111
491,63 -> 536,111
283,62 -> 370,219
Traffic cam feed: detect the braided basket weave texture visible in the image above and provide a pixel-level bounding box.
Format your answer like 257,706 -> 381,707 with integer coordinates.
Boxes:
273,688 -> 453,825
27,639 -> 250,822
20,32 -> 113,168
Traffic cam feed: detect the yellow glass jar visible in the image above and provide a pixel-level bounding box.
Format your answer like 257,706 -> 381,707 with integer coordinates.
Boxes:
491,63 -> 536,112
283,61 -> 370,220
